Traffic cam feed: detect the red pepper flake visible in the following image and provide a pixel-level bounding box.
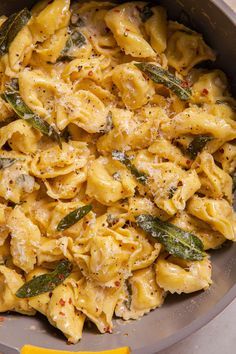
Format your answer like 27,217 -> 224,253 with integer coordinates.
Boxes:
0,317 -> 5,322
201,88 -> 209,96
58,274 -> 65,280
104,326 -> 112,333
59,298 -> 66,306
181,81 -> 190,88
115,281 -> 120,287
88,71 -> 93,76
186,159 -> 191,165
68,298 -> 72,305
59,311 -> 65,316
177,181 -> 183,187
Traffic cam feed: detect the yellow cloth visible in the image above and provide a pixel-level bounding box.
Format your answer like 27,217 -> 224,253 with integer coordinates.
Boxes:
21,345 -> 130,354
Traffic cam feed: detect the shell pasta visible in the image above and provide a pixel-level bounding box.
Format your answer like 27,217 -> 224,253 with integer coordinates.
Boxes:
0,0 -> 235,344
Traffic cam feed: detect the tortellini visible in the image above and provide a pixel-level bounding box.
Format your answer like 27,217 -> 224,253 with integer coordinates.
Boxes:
30,0 -> 71,41
111,62 -> 155,109
97,106 -> 169,152
105,3 -> 156,58
0,203 -> 10,246
115,266 -> 165,320
155,256 -> 212,294
171,212 -> 226,250
214,143 -> 236,174
28,269 -> 85,344
192,70 -> 229,104
166,25 -> 215,74
31,141 -> 89,178
192,152 -> 233,201
0,153 -> 39,203
0,266 -> 35,314
144,6 -> 167,54
0,120 -> 41,154
0,0 -> 235,345
86,156 -> 137,205
134,151 -> 201,215
188,196 -> 236,241
7,207 -> 41,273
162,106 -> 236,141
72,276 -> 121,334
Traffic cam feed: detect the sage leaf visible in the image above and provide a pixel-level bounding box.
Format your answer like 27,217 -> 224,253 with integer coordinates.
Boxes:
136,214 -> 205,261
16,259 -> 73,298
112,150 -> 148,184
58,28 -> 86,61
0,8 -> 31,57
187,135 -> 213,159
1,80 -> 61,147
0,157 -> 16,169
139,4 -> 154,22
57,204 -> 92,231
135,63 -> 191,100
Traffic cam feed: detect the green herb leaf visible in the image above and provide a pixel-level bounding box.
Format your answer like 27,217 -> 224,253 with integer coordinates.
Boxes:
0,157 -> 16,169
216,99 -> 236,111
136,214 -> 205,261
0,8 -> 31,57
1,80 -> 61,147
135,63 -> 191,100
168,186 -> 178,199
16,259 -> 73,298
187,135 -> 213,159
58,29 -> 86,61
139,4 -> 154,22
57,204 -> 92,231
100,111 -> 113,133
112,150 -> 148,184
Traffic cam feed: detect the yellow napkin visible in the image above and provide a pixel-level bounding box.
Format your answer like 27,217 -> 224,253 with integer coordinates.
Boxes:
21,345 -> 131,354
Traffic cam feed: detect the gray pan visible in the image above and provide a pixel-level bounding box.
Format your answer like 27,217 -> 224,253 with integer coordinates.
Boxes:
0,1 -> 235,353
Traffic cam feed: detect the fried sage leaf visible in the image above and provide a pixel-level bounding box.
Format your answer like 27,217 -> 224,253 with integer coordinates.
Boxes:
16,259 -> 73,298
0,157 -> 16,169
136,214 -> 205,261
135,63 -> 191,100
0,8 -> 31,57
112,150 -> 148,184
1,81 -> 61,146
139,4 -> 154,22
57,204 -> 92,231
187,135 -> 213,159
58,28 -> 86,61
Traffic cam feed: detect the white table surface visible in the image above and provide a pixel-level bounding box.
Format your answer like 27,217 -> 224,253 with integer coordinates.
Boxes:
159,0 -> 236,353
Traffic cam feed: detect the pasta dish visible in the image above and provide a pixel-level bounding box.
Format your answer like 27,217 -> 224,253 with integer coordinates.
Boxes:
0,0 -> 235,344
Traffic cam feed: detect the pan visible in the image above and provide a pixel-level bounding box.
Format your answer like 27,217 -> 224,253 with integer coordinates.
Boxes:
0,1 -> 235,353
